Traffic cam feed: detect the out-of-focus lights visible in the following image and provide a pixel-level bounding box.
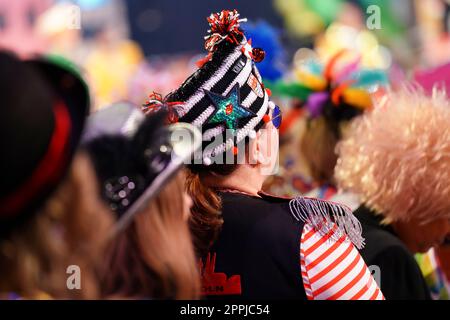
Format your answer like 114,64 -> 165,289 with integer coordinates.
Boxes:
316,23 -> 392,69
325,23 -> 358,49
73,0 -> 109,11
137,9 -> 162,33
293,48 -> 318,69
356,31 -> 378,52
377,46 -> 393,69
37,3 -> 79,35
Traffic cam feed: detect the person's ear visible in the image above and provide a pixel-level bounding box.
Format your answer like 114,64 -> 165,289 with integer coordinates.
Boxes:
248,131 -> 262,165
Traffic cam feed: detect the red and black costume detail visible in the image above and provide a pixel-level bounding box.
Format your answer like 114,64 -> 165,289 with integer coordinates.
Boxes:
200,192 -> 383,300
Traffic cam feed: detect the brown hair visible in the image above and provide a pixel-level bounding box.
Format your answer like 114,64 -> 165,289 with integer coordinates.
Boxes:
186,144 -> 251,257
0,153 -> 114,299
100,172 -> 200,299
186,170 -> 223,257
300,116 -> 342,185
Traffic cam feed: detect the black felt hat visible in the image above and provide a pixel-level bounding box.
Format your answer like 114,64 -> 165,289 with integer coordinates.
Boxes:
0,51 -> 90,234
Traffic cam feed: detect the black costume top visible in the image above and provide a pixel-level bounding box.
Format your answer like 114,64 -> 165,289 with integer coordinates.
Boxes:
356,205 -> 431,300
200,192 -> 382,300
201,191 -> 307,299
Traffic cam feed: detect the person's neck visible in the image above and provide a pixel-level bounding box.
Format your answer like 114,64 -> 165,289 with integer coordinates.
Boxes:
205,165 -> 264,197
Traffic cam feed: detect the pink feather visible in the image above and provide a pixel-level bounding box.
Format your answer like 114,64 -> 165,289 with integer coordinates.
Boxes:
413,62 -> 450,96
334,57 -> 361,84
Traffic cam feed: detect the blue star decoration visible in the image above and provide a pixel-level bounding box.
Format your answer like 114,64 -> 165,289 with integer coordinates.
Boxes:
205,84 -> 256,132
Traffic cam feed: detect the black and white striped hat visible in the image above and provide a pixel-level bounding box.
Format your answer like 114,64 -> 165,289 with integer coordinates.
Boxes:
164,9 -> 274,165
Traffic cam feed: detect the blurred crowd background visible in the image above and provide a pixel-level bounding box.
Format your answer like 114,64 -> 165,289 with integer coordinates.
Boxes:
2,0 -> 450,108
2,0 -> 450,299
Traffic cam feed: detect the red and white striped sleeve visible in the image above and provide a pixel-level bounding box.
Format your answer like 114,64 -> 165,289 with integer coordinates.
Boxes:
300,223 -> 384,300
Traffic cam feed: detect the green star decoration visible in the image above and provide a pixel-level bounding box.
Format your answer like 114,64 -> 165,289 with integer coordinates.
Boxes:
205,84 -> 256,131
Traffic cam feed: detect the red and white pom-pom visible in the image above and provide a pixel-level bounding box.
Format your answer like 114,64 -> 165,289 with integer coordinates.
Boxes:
204,9 -> 247,52
142,92 -> 181,124
142,92 -> 164,114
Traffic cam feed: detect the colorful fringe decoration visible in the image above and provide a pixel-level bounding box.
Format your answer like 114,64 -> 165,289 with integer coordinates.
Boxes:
272,49 -> 389,121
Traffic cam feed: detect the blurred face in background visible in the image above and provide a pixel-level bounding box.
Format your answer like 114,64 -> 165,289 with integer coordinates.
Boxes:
393,216 -> 450,253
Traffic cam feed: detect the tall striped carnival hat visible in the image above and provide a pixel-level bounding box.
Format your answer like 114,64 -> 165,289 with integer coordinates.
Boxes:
157,9 -> 274,165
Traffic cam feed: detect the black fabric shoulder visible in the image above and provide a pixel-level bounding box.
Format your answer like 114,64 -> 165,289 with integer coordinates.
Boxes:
371,246 -> 431,300
209,192 -> 307,299
356,206 -> 407,261
219,192 -> 301,242
356,206 -> 431,300
363,227 -> 406,259
218,192 -> 303,273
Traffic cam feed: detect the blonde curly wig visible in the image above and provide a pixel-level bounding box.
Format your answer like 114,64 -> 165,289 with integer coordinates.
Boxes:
335,88 -> 450,224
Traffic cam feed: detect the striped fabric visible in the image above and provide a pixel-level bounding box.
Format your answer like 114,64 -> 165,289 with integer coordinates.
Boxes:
166,36 -> 270,161
301,223 -> 384,300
